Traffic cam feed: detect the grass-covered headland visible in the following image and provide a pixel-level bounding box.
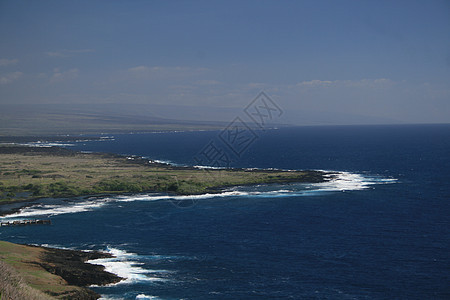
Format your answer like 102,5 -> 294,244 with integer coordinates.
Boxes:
0,145 -> 330,299
0,146 -> 328,203
0,240 -> 121,299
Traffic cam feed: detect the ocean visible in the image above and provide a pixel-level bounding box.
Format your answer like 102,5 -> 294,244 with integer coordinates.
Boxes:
1,124 -> 449,299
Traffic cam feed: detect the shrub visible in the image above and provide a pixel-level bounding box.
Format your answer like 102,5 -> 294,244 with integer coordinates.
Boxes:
19,169 -> 43,176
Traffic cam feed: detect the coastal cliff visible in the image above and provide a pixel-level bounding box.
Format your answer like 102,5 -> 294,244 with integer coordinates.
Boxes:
0,241 -> 121,299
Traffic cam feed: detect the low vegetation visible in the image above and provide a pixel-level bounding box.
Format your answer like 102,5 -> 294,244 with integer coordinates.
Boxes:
0,241 -> 106,299
0,146 -> 326,203
0,147 -> 327,298
0,260 -> 54,300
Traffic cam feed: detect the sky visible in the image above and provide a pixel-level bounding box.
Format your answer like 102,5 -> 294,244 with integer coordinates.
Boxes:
0,0 -> 449,125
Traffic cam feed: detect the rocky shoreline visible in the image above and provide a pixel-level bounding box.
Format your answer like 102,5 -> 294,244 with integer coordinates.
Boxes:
0,144 -> 331,206
38,245 -> 123,288
0,241 -> 122,299
0,143 -> 332,298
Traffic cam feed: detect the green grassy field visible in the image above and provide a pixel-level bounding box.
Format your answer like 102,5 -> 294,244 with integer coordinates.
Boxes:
0,241 -> 84,299
0,146 -> 326,203
0,146 -> 327,299
0,240 -> 120,299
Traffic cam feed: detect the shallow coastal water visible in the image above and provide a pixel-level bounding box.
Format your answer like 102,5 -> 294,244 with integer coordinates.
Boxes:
1,125 -> 449,299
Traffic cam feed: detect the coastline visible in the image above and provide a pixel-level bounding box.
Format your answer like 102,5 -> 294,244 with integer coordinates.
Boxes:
0,240 -> 122,299
0,145 -> 331,214
0,144 -> 331,298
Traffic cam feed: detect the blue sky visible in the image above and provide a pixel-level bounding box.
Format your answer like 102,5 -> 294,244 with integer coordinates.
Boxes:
0,0 -> 449,125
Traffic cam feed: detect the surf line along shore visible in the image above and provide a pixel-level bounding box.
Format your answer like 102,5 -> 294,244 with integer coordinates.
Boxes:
0,145 -> 332,298
1,219 -> 51,226
0,145 -> 331,207
0,240 -> 122,299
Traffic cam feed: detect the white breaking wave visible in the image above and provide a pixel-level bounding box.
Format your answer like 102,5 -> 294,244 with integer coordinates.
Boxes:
98,294 -> 161,300
21,142 -> 76,147
148,158 -> 184,167
0,171 -> 397,220
193,165 -> 294,171
151,159 -> 173,165
112,191 -> 248,203
88,247 -> 171,285
135,295 -> 161,300
13,137 -> 115,148
1,199 -> 109,219
0,192 -> 247,220
193,165 -> 226,170
314,171 -> 397,192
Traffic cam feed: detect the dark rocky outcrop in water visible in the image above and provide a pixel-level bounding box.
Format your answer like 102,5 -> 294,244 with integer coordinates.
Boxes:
31,245 -> 123,299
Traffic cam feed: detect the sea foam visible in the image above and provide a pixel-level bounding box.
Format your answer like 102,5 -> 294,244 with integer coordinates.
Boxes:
99,294 -> 161,300
1,199 -> 108,219
88,247 -> 171,285
315,171 -> 397,192
0,171 -> 397,220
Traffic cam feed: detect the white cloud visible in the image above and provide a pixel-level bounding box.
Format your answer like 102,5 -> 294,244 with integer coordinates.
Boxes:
297,79 -> 333,87
196,79 -> 221,85
296,78 -> 395,88
0,71 -> 22,84
128,65 -> 149,73
69,49 -> 95,54
46,49 -> 95,58
50,68 -> 79,82
46,51 -> 66,57
246,82 -> 267,88
0,58 -> 18,66
126,65 -> 209,80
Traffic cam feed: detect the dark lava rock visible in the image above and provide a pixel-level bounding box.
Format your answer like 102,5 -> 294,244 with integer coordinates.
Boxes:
38,247 -> 123,287
27,245 -> 123,299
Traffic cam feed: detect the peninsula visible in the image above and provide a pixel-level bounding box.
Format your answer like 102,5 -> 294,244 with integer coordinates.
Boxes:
0,145 -> 328,205
0,145 -> 330,299
0,240 -> 121,299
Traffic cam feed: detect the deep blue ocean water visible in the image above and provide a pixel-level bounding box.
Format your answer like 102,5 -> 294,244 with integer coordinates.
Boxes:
1,124 -> 449,299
